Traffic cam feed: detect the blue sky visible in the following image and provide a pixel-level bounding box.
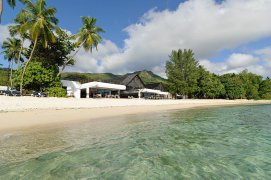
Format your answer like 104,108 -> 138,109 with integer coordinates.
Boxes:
0,0 -> 271,77
1,0 -> 182,48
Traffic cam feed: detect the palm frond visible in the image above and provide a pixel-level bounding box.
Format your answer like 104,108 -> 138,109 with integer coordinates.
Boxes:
74,16 -> 104,52
7,0 -> 16,8
1,37 -> 22,63
16,0 -> 58,47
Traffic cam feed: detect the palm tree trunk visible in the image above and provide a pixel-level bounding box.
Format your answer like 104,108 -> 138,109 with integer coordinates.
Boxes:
57,40 -> 86,77
10,59 -> 13,88
18,38 -> 25,69
0,0 -> 3,23
18,58 -> 21,68
7,60 -> 11,90
20,38 -> 38,95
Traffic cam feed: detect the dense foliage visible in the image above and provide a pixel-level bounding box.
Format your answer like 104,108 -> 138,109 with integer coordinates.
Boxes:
45,87 -> 67,97
0,68 -> 9,86
259,78 -> 271,99
13,62 -> 61,92
166,49 -> 271,100
28,31 -> 76,67
220,74 -> 246,99
166,49 -> 199,98
196,66 -> 225,99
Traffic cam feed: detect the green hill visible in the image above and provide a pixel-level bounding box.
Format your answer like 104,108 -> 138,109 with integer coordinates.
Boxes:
0,68 -> 9,86
136,70 -> 167,85
61,70 -> 167,85
61,72 -> 123,84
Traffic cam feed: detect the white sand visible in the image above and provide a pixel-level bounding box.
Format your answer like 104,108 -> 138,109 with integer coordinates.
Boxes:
0,96 -> 270,131
1,96 -> 270,112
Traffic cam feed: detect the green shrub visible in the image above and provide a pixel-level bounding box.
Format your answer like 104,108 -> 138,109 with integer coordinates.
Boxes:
46,87 -> 66,97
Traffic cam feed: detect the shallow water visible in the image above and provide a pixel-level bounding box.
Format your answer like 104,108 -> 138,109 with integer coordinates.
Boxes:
0,105 -> 271,179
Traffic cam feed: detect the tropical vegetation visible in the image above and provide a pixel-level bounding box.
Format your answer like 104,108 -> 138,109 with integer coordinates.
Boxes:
58,16 -> 104,76
0,68 -> 9,85
166,49 -> 271,100
0,0 -> 104,97
1,37 -> 23,88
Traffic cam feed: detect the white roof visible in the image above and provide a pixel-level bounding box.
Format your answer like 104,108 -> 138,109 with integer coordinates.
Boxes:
81,81 -> 126,90
61,80 -> 81,89
0,86 -> 8,91
139,88 -> 169,95
157,91 -> 169,95
139,88 -> 161,94
62,80 -> 126,90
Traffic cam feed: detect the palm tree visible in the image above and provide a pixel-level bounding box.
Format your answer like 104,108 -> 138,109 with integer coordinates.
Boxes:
58,16 -> 104,76
1,37 -> 23,88
9,15 -> 28,68
16,0 -> 59,95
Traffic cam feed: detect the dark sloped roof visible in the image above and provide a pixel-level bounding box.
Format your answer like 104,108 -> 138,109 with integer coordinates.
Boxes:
121,73 -> 139,85
145,83 -> 161,89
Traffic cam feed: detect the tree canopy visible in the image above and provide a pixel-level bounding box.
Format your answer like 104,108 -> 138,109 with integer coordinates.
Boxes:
166,49 -> 271,100
166,49 -> 199,98
259,77 -> 271,99
13,61 -> 60,92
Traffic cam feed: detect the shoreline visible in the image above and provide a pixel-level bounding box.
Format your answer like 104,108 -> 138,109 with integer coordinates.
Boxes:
0,97 -> 270,132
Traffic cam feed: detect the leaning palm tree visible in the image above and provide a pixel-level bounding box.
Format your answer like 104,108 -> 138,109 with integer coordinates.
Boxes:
1,37 -> 23,88
58,16 -> 104,76
17,0 -> 59,95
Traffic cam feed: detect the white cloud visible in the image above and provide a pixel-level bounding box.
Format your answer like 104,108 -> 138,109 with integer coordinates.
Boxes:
200,59 -> 227,73
1,0 -> 271,77
65,40 -> 120,73
255,46 -> 271,67
227,54 -> 259,68
70,0 -> 271,76
0,23 -> 31,48
0,24 -> 11,44
199,52 -> 270,77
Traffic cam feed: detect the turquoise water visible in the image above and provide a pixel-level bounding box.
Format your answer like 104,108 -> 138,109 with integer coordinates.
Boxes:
0,105 -> 271,179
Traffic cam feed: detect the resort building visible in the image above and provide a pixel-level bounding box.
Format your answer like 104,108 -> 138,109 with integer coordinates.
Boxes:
61,73 -> 171,99
61,80 -> 126,98
120,74 -> 170,99
120,74 -> 145,98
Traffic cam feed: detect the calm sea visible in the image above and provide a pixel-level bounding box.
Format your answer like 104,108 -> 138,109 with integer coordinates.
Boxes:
0,105 -> 271,179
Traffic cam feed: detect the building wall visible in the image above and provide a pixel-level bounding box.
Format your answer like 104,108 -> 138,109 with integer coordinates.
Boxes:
61,80 -> 81,98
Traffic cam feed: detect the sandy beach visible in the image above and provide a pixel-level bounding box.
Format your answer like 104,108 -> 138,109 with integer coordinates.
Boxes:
0,96 -> 270,132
